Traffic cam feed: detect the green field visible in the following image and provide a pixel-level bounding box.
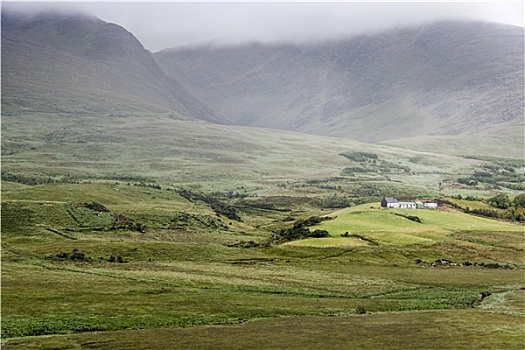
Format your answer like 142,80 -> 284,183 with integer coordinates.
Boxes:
2,179 -> 524,349
305,204 -> 523,248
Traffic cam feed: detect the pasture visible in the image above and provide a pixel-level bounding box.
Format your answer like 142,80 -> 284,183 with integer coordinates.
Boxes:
1,181 -> 524,349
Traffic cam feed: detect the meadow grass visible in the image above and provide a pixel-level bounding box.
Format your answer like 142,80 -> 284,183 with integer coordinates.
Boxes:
4,304 -> 523,350
318,204 -> 522,233
1,181 -> 523,348
4,253 -> 519,341
283,236 -> 369,248
2,97 -> 524,348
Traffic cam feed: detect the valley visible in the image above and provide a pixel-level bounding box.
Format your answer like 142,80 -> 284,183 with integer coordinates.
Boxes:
1,8 -> 524,350
1,177 -> 524,349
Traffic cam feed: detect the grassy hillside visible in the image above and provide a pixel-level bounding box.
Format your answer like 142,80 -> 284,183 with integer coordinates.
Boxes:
2,181 -> 523,348
294,204 -> 524,264
3,115 -> 523,349
313,203 -> 523,236
2,113 -> 523,347
381,122 -> 525,158
5,111 -> 520,198
5,305 -> 524,350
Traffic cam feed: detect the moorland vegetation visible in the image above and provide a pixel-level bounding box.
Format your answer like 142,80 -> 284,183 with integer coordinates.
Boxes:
1,9 -> 524,350
2,158 -> 524,349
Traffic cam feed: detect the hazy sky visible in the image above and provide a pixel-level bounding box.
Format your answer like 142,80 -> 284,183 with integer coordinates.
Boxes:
3,1 -> 524,52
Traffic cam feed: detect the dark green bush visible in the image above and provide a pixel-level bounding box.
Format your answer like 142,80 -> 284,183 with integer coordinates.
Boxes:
50,249 -> 91,262
356,306 -> 367,314
487,193 -> 512,209
273,218 -> 330,243
84,202 -> 110,212
108,255 -> 127,263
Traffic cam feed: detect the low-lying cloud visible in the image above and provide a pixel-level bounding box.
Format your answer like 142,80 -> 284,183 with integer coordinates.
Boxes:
3,2 -> 524,52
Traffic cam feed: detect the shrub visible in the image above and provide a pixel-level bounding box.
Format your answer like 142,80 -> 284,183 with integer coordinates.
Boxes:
340,151 -> 378,162
487,193 -> 512,209
513,193 -> 525,208
480,291 -> 492,299
273,218 -> 330,243
69,249 -> 88,261
177,189 -> 242,222
50,249 -> 91,262
112,213 -> 146,233
84,202 -> 110,212
314,196 -> 352,209
310,229 -> 330,238
457,178 -> 478,186
227,240 -> 262,248
356,306 -> 367,314
394,213 -> 422,223
108,255 -> 127,263
293,216 -> 333,228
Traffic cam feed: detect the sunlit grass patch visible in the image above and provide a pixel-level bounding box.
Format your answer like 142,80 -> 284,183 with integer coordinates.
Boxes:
367,231 -> 435,245
309,205 -> 523,248
283,237 -> 369,247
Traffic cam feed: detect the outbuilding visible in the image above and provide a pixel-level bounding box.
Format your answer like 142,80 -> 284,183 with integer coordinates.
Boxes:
399,202 -> 417,209
424,202 -> 438,209
381,197 -> 400,208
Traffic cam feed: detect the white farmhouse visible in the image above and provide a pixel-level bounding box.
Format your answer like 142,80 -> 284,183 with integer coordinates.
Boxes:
382,197 -> 438,209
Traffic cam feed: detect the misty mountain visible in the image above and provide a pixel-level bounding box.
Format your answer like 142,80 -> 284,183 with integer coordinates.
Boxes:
2,12 -> 522,154
1,11 -> 215,119
156,21 -> 523,143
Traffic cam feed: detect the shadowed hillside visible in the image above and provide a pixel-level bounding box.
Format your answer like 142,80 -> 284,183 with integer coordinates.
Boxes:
1,11 -> 216,120
156,21 -> 523,151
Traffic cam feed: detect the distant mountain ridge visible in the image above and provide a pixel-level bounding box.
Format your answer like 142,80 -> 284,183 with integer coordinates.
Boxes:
1,11 -> 523,155
1,11 -> 216,119
156,21 -> 524,143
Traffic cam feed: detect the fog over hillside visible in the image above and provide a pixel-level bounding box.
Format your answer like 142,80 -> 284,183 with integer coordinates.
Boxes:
1,6 -> 523,156
2,2 -> 523,51
156,21 -> 524,144
1,10 -> 216,119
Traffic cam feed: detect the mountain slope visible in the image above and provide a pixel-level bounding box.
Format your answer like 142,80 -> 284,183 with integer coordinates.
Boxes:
156,21 -> 524,144
1,11 -> 215,119
2,13 -> 522,157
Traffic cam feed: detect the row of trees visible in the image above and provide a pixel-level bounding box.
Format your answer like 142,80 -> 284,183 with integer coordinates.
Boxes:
484,193 -> 525,221
443,194 -> 525,222
488,193 -> 525,209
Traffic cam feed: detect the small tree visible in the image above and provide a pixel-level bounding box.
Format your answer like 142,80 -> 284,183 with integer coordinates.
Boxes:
488,193 -> 512,209
513,193 -> 525,208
